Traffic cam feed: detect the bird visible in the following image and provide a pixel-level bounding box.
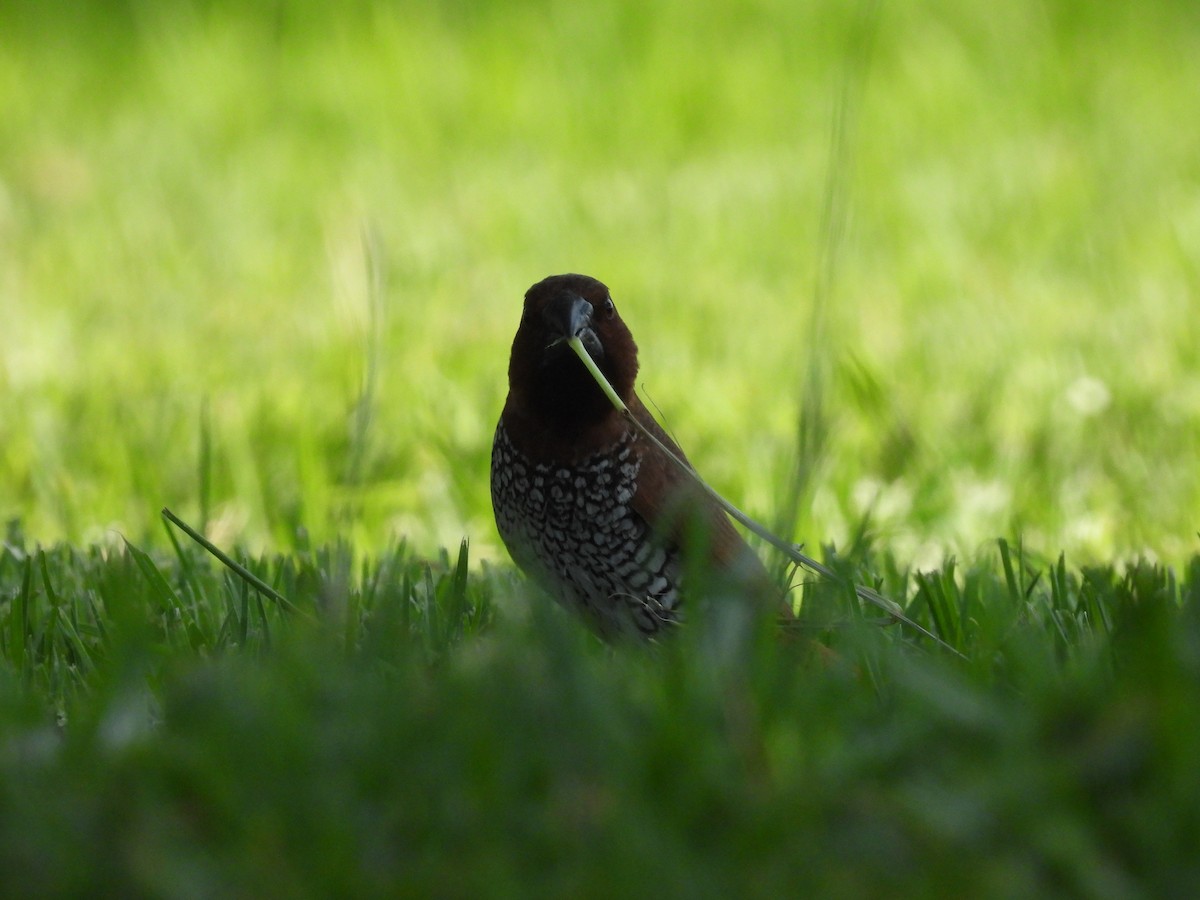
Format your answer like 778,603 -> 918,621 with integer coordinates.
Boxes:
490,273 -> 782,640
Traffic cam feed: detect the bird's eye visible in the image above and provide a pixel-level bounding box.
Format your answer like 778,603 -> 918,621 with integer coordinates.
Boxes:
603,296 -> 616,318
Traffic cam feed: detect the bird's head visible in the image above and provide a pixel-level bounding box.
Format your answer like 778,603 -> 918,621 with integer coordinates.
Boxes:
506,273 -> 639,428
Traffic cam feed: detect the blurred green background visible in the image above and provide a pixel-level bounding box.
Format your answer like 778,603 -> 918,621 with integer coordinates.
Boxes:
2,0 -> 1198,564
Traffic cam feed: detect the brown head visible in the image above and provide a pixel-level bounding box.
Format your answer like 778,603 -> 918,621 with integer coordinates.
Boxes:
504,274 -> 640,437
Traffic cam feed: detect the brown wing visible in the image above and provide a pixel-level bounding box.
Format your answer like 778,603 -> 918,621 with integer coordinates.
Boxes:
625,394 -> 777,604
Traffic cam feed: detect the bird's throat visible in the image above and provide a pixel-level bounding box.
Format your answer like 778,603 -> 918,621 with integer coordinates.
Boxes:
529,346 -> 614,423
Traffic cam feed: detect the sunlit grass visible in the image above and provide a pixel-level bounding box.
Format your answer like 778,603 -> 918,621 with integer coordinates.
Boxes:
2,0 -> 1198,564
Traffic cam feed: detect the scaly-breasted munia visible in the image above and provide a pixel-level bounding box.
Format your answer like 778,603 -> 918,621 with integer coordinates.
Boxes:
491,273 -> 778,640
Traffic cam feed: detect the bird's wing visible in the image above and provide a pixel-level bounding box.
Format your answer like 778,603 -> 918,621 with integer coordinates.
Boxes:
626,395 -> 765,576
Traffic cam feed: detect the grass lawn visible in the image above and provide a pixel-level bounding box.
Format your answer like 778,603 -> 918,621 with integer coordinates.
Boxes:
2,0 -> 1200,894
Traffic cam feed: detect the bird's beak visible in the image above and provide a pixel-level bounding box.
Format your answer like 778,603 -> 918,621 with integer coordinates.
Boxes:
544,294 -> 602,359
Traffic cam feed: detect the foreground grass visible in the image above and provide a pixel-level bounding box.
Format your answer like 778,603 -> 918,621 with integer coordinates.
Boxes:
2,526 -> 1198,896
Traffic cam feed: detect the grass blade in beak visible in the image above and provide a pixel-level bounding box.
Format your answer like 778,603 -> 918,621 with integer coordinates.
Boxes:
566,334 -> 963,658
568,336 -> 627,412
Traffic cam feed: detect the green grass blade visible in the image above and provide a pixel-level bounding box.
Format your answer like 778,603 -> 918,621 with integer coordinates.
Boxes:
161,507 -> 308,619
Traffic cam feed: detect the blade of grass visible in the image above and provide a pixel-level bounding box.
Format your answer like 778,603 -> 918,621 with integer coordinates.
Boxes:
999,538 -> 1020,606
9,556 -> 33,671
567,336 -> 966,659
161,507 -> 311,620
